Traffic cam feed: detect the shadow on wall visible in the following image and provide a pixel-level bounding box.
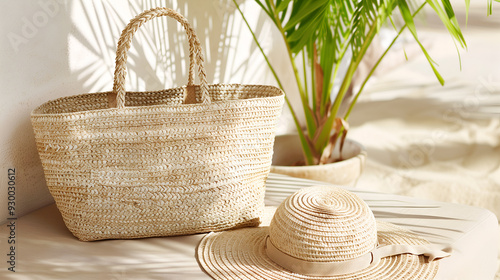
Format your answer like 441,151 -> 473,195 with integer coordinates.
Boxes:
0,0 -> 282,223
67,0 -> 274,93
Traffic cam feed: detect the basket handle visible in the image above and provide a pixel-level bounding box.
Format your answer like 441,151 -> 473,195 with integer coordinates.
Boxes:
108,7 -> 210,109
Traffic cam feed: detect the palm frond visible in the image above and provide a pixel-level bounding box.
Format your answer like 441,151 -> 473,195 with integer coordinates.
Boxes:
237,0 -> 495,165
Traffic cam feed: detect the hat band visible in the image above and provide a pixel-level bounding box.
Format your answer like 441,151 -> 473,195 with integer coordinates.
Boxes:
265,237 -> 452,277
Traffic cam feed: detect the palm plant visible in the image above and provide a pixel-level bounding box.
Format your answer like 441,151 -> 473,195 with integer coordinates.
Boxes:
234,0 -> 497,166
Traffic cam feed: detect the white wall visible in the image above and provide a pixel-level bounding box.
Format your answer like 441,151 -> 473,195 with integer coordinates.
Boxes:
0,0 -> 300,224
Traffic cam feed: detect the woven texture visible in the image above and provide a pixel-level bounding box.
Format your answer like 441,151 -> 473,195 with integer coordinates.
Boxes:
269,186 -> 378,262
198,186 -> 440,279
30,7 -> 284,241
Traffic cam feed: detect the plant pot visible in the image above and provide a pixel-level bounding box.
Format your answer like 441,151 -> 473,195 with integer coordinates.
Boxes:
271,134 -> 367,186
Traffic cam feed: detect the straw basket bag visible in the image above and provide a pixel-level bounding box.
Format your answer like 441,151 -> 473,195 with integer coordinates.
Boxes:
31,7 -> 284,241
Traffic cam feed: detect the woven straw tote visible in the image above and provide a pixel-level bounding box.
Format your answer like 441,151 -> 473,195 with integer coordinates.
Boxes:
31,7 -> 284,241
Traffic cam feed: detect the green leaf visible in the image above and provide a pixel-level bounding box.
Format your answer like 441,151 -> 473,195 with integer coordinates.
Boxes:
297,129 -> 316,165
426,0 -> 466,49
286,12 -> 320,42
264,0 -> 273,12
398,0 -> 417,35
344,2 -> 430,122
287,11 -> 326,53
315,115 -> 335,153
303,97 -> 318,140
441,0 -> 466,48
283,0 -> 329,31
253,0 -> 274,23
276,0 -> 292,13
488,0 -> 499,15
319,27 -> 335,113
399,0 -> 444,85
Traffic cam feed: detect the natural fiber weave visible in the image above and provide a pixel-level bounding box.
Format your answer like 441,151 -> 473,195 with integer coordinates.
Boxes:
31,7 -> 284,241
197,186 -> 441,279
269,186 -> 378,263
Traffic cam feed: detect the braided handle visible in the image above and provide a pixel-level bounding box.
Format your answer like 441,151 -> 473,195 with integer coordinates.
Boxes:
109,7 -> 210,109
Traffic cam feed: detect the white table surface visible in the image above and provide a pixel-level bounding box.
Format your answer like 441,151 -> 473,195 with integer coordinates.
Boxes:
0,173 -> 498,279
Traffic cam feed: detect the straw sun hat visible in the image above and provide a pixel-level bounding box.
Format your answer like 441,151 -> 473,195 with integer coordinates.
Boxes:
197,186 -> 451,279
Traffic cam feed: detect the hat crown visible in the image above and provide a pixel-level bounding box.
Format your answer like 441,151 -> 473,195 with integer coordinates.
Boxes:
268,186 -> 377,262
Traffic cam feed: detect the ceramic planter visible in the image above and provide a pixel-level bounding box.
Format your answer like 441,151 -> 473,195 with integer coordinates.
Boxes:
271,134 -> 367,186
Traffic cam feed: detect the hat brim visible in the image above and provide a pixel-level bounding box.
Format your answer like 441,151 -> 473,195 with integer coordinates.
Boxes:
197,219 -> 439,280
